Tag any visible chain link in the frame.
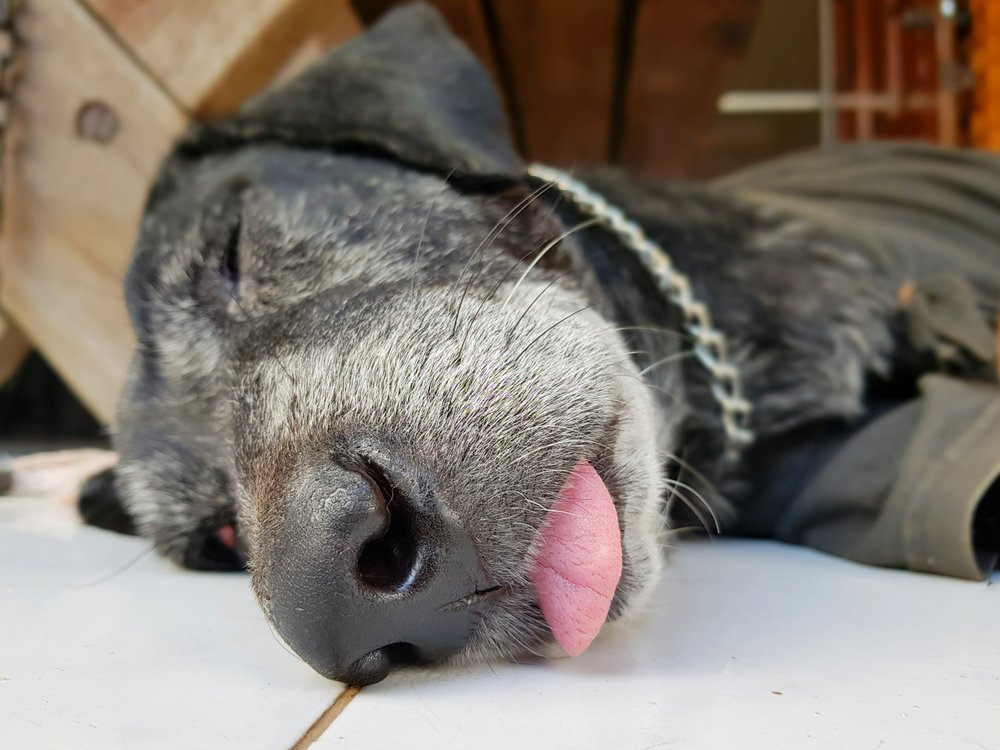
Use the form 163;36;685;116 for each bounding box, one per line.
528;163;755;458
0;0;19;236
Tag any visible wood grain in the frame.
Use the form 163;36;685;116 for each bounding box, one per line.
0;312;30;386
620;0;761;178
489;0;619;166
84;0;362;116
0;0;187;421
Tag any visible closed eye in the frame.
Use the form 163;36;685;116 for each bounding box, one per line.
219;209;241;295
205;180;248;305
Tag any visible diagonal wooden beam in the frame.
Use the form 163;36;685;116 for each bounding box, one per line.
83;0;362;117
0;0;187;422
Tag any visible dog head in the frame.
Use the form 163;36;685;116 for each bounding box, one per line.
122;3;672;683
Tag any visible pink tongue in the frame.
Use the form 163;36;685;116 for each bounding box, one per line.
530;459;623;656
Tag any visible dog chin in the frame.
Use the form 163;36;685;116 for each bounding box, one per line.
608;339;672;614
465;359;668;663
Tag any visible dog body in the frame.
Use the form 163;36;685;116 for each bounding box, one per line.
85;5;1000;683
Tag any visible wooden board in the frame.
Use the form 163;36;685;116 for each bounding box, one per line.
84;0;362;117
0;312;30;386
0;0;188;422
489;0;619;166
620;0;761;178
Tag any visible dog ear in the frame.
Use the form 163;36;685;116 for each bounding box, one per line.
151;3;522;204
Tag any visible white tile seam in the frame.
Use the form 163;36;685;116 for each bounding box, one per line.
289;684;363;750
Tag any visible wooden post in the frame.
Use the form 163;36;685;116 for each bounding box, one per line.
0;0;187;422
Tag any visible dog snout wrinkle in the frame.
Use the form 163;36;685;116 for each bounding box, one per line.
266;456;488;685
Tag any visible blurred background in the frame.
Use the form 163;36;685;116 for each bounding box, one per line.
1;0;999;443
354;0;999;178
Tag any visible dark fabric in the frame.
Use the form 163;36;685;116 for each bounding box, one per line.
774;376;1000;580
719;145;1000;579
716;143;1000;302
904;274;997;372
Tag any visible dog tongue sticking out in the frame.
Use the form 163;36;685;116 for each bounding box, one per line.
530;459;623;656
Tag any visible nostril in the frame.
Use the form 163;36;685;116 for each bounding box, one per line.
357;504;421;591
353;458;422;592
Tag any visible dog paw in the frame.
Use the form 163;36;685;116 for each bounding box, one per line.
181;522;246;572
78;467;138;536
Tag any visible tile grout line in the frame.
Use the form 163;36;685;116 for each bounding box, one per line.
288;685;362;750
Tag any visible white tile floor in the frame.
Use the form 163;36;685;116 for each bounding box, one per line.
3;493;998;749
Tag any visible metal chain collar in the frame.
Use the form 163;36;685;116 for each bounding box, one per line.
527;163;755;458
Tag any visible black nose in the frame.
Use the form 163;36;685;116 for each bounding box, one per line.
264;456;489;685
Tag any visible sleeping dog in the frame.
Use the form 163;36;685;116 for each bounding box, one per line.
80;4;1000;684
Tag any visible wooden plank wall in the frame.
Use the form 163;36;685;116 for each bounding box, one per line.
489;0;619;166
619;1;762;178
354;0;761;177
83;0;361;116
